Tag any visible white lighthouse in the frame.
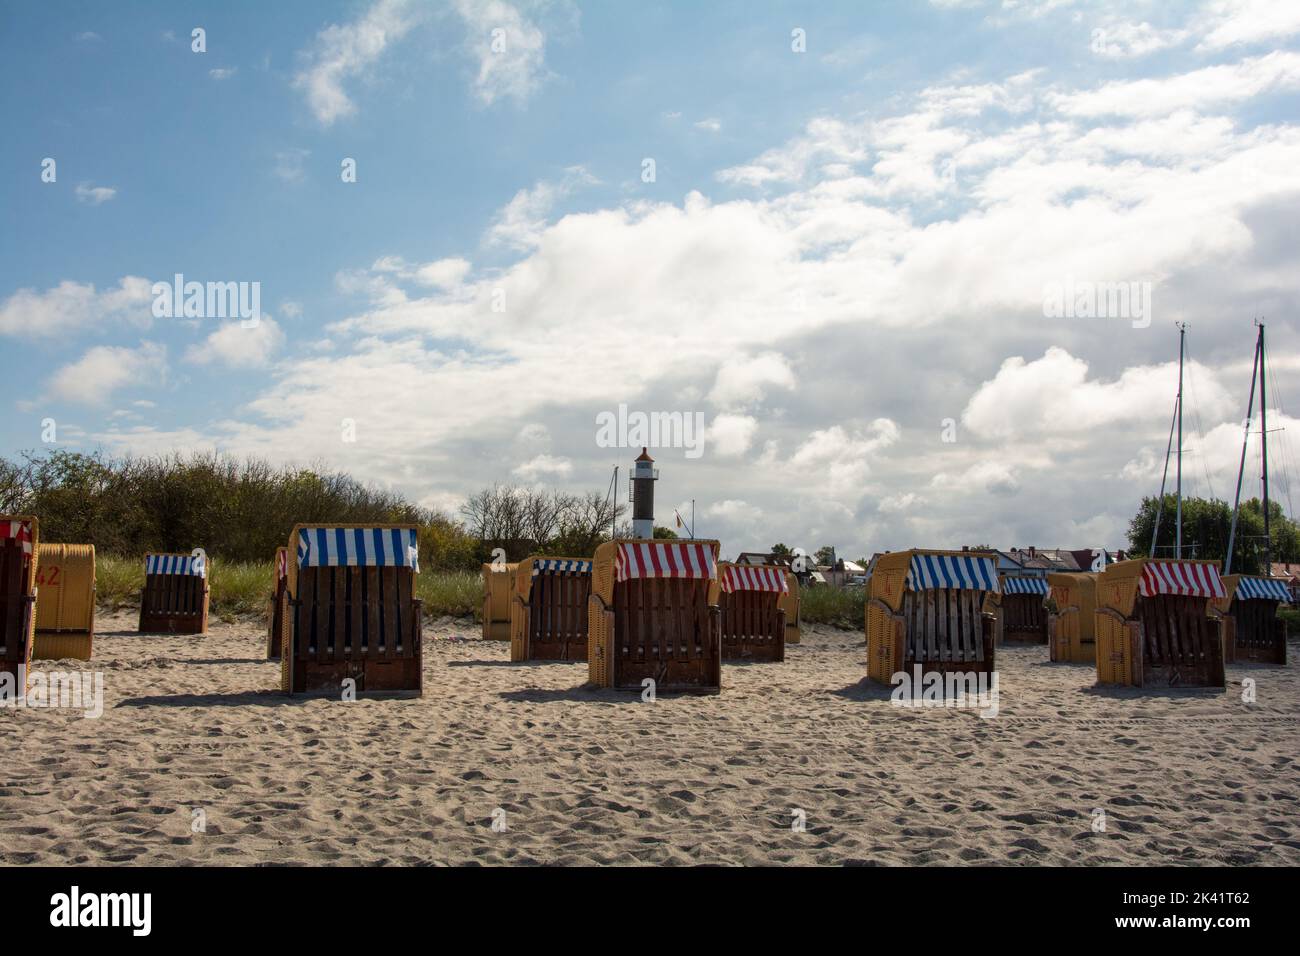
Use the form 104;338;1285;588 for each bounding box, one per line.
631;447;658;539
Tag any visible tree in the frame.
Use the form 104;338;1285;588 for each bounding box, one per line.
769;543;792;560
653;526;679;539
814;545;836;566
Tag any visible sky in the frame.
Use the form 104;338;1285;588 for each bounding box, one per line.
2;0;1299;562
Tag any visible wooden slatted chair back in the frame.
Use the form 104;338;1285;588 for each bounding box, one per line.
866;549;997;683
481;562;517;641
510;557;591;661
283;525;422;696
714;562;785;662
0;516;38;683
138;552;209;634
1094;559;1225;687
587;539;721;692
1217;575;1287;665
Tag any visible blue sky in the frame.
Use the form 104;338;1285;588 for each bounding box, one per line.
3;0;1299;559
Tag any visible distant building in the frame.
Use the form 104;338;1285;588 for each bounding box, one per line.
1268;563;1300;604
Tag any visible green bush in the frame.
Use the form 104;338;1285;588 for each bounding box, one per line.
416;570;483;620
798;585;865;630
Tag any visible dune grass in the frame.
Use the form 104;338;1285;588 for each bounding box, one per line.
94;555;484;622
1280;607;1299;637
96;554;275;620
798;584;865;630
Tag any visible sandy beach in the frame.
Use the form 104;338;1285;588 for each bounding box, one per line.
2;610;1297;866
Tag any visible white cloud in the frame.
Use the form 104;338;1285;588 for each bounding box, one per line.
706;414;759;458
292;0;418;126
185;318;285;369
209;67;237;80
694;118;722;133
48;342;166;406
453;0;550;107
1052;51;1300;117
0;276;152;338
485;167;597;250
74;183;117;205
513;453;573;480
1197;0;1300;51
708;353;796;409
961;348;1235;440
1091;21;1190;59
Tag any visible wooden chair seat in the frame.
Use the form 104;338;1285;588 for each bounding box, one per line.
511;563;590;662
288;564;422;694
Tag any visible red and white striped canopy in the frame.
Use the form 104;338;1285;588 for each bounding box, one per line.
720;565;788;594
2;520;33;555
1138;561;1225;599
614;541;717;583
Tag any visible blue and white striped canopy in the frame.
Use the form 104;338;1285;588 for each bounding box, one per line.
296;527;419;571
1235;577;1292;602
532;559;592;576
145;553;206;578
906;553;999;592
1001;576;1049;595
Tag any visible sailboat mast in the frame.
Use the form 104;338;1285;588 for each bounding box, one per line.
1175;323;1186;559
1260;321;1271;575
1225;325;1262;575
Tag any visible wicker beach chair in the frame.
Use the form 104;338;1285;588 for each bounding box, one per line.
509;556;592;662
588;539;721;692
139;552;209;634
33;543;95;660
0;516;38;687
282;524;422;696
1214;575;1288;665
866;549;998;684
1046;572;1098;663
1095;559;1225;688
711;562;786;662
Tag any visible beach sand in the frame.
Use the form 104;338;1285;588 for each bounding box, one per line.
2;610;1298;866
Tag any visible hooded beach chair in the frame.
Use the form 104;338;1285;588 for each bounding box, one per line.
139;552;209;634
1;516;38;687
510;556;591;662
481;561;518;641
33;543;95;661
588;539;721;692
711;562;786;662
1046;572;1098;663
282;524;422;696
1095;559;1225;688
866;549;998;685
266;546;289;660
778;571;802;645
1214;575;1289;665
987;575;1049;645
